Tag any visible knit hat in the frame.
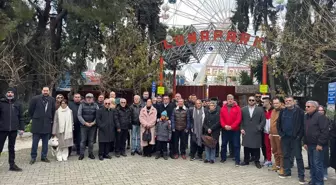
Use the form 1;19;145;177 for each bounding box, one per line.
6;87;16;100
161;111;167;117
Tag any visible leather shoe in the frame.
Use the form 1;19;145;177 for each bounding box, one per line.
9;164;22;172
41;158;50;163
255;162;262;169
104;155;112;159
99;156;104;161
78;155;84;160
88;154;95;159
29;159;36;165
240;161;249;166
121;153;127;157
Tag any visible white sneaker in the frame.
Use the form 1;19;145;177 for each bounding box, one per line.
323;177;327;181
56;157;62;162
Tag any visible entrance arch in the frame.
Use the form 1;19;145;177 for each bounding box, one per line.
157;22;268;96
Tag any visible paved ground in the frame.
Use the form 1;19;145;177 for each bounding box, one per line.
0;137;336;185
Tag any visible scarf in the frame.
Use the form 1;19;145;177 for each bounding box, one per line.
57;106;73;140
193;107;205;146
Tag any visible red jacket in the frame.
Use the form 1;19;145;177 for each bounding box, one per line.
220;102;242;131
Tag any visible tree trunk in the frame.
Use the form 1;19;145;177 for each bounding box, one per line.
173;66;177;97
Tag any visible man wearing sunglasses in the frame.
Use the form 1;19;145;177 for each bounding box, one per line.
115;98;132;157
240;96;266;169
303;101;329;185
277;96;305;184
96;99;120;160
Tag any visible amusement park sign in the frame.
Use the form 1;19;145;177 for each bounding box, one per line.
163;30;264;50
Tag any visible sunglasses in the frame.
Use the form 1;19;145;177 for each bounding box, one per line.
120;102;126;104
249;99;255;102
255;96;261;98
57;97;64;99
305;106;311;108
105;103;111;105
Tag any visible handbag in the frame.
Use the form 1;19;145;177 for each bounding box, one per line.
142;129;152;142
201;135;217;149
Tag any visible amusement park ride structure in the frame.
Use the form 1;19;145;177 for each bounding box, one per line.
159;0;265;89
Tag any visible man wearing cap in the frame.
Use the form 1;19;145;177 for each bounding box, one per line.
78;93;99;160
0;88;25;171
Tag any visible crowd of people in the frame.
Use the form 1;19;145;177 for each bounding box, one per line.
0;87;336;185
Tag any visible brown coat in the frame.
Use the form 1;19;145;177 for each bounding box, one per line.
270;108;283;135
139;106;157;147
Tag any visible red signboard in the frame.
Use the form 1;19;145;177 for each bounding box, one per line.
163;30;264;50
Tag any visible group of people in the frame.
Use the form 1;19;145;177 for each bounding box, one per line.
0;87;336;185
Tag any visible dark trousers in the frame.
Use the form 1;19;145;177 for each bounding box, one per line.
156;141;168;154
228;141;233;156
221;130;241;163
115;129;128;154
261;132;266;160
308;145;325;185
73;124;81;154
169;132;175;156
143;145;152;156
281;136;305;178
80;126;97;155
127;130;130;147
0;131;17;166
31;133;49;160
243;147;260;163
173;130;187;155
190;139;203;158
99;142;111;157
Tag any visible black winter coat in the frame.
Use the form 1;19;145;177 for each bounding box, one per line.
96;108;120;142
157;103;174;120
203;109;221;141
116;106;132;129
0;98;24;131
130;103;142;125
304;111;329;146
28;95;56;134
68;101;81;127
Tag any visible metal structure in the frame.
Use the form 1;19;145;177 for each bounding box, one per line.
161;0;235;26
158;0;268;96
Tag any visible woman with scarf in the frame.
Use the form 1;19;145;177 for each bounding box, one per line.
139;99;157;157
52;99;74;161
190;99;205;161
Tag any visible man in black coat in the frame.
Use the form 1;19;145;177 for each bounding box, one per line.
115;98;132;157
28;87;56;164
68;93;82;155
96;99;120;160
303;101;329;185
130;95;143;156
0;88;25;171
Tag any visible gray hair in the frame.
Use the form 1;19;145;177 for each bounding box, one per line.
306;100;319;108
134;95;140;99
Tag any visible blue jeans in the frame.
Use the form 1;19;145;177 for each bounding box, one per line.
205;146;216;161
221;130;241;163
308;145;325;185
131;125;141;152
281;136;305;178
31;133;49;160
